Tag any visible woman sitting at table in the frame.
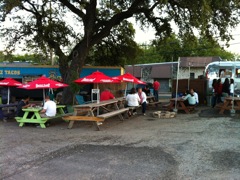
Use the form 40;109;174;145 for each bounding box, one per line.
125;88;140;116
182;89;196;106
16;95;31;117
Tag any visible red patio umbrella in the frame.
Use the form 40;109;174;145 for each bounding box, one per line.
74;71;120;104
112;73;146;96
0;78;22;104
74;71;120;89
112;73;146;84
18;76;68;100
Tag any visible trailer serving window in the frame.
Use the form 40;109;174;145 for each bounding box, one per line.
236;69;240;78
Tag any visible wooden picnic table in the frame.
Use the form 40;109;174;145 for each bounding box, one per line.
146;95;161;107
219;97;240;114
15;105;66;128
147;95;155;102
65;99;128;130
73;99;121;116
167;98;191;114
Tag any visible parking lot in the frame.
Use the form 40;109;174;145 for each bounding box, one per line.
1;107;240;179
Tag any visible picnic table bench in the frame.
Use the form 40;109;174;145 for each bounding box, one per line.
147;101;161;107
63;108;129;130
62;99;129;130
217;97;240;114
146;96;161;107
164;98;196;114
15;105;66;128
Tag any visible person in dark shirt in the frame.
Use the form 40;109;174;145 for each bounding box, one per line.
216;79;223;103
1;87;8;104
16;95;31;117
142;86;150;96
222;78;230;95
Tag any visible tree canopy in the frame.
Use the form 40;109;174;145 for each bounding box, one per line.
1;0;240;104
150;33;235;62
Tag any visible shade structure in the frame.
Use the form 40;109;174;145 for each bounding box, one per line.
18;76;68;100
0;78;22;104
113;73;146;96
112;73;146;84
74;71;120;105
74;71;120;86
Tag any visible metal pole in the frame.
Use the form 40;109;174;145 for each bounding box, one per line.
173;57;180;112
188;65;190;90
188;62;191;90
231;60;236;116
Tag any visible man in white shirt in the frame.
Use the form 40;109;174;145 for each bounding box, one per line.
190;89;199;105
138;88;147;115
40;95;57;117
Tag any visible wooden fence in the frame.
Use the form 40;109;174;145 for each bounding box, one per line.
172;79;207;105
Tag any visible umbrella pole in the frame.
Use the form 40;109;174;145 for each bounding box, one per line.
43;89;46;105
7;87;10;113
7;87;10;104
124;84;127;97
97;83;99;115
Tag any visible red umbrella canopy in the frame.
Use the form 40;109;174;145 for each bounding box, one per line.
0;78;22;86
18;76;68;89
113;73;146;84
74;71;120;84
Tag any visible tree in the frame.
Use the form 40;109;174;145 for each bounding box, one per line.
134;44;165;64
87;20;140;66
1;0;240;104
152;34;182;62
150;33;235;61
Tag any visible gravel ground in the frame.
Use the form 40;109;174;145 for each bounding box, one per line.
1;106;240;179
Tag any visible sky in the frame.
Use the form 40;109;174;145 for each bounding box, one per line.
1;21;240;56
134;25;240;55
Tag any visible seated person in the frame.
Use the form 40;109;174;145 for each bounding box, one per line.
142;86;150;96
125;88;140;116
40;96;56;117
182;90;196;106
16;95;31;117
190;88;199;105
100;88;115;101
1;87;8;104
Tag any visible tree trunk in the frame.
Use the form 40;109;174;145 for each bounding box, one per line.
60;39;91;105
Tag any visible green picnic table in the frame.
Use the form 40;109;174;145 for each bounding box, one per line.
15;105;66;128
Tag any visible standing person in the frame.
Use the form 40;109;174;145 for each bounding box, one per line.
211;79;217;108
16;95;31;117
222;78;230;96
125;88;140;116
153;79;160;102
138;87;147;116
216;79;223;103
100;88;115;101
230;78;234;96
40;95;56;117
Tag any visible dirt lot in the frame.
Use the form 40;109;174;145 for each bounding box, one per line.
1;106;240;179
